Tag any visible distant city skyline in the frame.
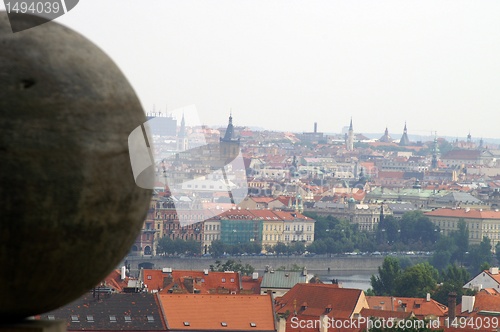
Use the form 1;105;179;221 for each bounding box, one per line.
3;1;500;138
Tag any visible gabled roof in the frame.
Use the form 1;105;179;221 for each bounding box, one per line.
463;269;500;289
40;292;166;330
457;290;500;316
142;269;250;295
103;269;130;293
275;284;364;319
159;294;275;331
367;296;448;319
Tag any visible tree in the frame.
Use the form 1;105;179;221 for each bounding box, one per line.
289;241;306;255
432;264;471;305
209;259;255;276
395;262;439;298
371;257;402;296
467;237;492;273
209;240;226;258
399;211;440;248
453;219;469;264
273;242;288;256
157;236;175;255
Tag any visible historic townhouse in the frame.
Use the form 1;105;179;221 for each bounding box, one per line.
425;208;500;246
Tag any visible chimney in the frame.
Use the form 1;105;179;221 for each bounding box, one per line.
121;266;126;280
426;293;431;302
277;316;287;332
319;315;328;332
314;122;318;133
461;295;475;313
448;292;457;322
489;267;499;275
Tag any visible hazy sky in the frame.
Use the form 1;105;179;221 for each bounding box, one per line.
3;1;500;139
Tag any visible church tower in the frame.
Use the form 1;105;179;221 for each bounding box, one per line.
176;113;188;151
431;134;440;170
399;122;410;146
347;118;354;151
220;113;240;162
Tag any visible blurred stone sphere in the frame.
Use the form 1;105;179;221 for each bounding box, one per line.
0;12;152;319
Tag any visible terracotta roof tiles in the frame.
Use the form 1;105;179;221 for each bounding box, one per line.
159;294;275;331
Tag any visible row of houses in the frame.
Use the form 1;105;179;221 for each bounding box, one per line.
133;195;315;256
38;265;500;332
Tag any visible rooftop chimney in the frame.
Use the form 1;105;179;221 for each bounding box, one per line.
461;295;475;313
314;122;317;133
490;267;499;275
448;292;457;322
121;265;126;280
426;293;431;302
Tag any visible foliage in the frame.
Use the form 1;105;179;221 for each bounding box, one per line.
371;257;402;296
157;237;200;256
209;259;255;276
276;264;304;271
395;262;439;298
466;236;492;273
432;264;471;305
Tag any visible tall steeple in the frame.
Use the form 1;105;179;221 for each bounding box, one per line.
177;113;188;151
220;112;240;162
431;134;439;170
347;117;354;151
221;111;237;142
399;122;410;146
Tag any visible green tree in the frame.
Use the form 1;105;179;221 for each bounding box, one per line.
289;241;306;255
273;242;288;256
157;236;175;255
209;259;255;276
371;257;402;296
467;237;492;273
399;211;440;247
433;264;471;305
453;219;469;264
209;240;226;258
395;262;439;298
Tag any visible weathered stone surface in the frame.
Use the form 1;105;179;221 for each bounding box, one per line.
0;12;152;320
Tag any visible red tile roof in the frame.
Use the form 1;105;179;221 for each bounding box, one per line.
275;284;365;319
425;208;500;220
103;269;130;293
457;290;500;316
367;296;448;319
159;293;275;331
142;269;258;295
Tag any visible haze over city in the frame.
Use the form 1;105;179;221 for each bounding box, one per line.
2;0;500;138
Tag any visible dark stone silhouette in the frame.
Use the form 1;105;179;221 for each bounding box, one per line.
0;12;151;320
